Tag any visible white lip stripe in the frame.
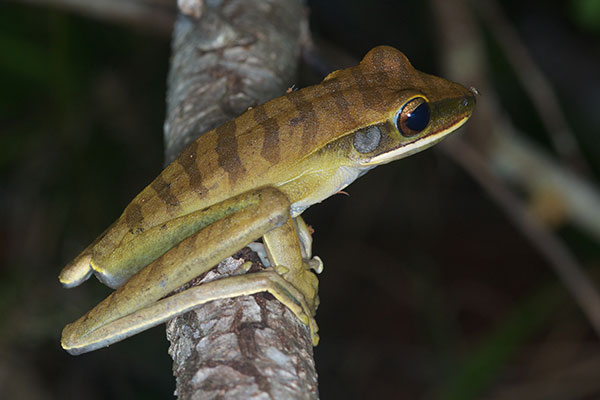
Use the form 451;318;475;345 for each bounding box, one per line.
364;116;470;165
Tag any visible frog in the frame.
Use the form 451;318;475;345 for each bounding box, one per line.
59;46;476;355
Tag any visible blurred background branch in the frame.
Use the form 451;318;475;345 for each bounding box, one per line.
431;0;600;337
8;0;176;34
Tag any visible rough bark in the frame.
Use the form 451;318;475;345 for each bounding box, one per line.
163;1;319;398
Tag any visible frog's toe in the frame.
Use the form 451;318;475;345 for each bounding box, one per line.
307;256;323;274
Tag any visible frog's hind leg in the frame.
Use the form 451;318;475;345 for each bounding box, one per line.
61;187;317;355
58;222;117;288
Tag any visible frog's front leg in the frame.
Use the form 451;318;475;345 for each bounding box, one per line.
294;216;324;274
249;215;324;275
263;218;320;314
62;187;319;355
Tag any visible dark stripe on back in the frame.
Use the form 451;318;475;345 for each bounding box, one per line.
288;90;319;149
151;175;180;210
350;68;384;110
216;119;246;185
326;79;357;130
253;106;281;164
124;203;143;233
176;140;207;197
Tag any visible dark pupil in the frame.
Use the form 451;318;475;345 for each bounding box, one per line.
405;102;430;132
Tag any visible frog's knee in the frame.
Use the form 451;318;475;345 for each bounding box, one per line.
59;253;93;288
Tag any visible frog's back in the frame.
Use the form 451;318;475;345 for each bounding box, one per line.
95;46;412;260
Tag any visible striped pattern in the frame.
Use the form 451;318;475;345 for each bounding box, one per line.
288;90;319;150
325;78;358;131
177;140;208;197
216;119;247;186
150;175;179;209
98;46;430;254
254;106;281;164
350;68;385;111
124;203;143;234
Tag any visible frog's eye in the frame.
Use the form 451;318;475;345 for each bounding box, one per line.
395;97;430;137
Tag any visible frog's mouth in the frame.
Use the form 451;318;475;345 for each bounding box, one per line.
362;114;470;166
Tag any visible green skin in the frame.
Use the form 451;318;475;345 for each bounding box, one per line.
59;46;476;355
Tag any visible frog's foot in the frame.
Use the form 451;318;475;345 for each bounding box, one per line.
274;264;320;315
257;270;320;345
175;269;320;346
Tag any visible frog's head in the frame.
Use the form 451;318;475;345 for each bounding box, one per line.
344;46;476;167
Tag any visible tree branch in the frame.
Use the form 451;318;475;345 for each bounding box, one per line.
162;1;318;398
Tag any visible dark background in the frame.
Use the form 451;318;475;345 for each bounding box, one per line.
1;0;599;398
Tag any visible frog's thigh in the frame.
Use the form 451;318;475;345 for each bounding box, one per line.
94;186;292;289
62;187;292;355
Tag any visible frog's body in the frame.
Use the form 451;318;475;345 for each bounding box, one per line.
59;46;476;355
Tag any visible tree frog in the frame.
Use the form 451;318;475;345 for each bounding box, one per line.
59;46;476;355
